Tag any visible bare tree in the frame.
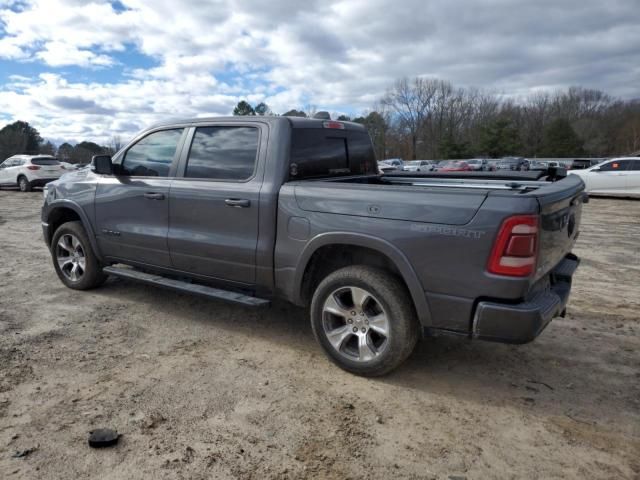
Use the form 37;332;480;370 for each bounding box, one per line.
382;77;439;159
376;78;637;159
520;91;551;156
303;104;318;119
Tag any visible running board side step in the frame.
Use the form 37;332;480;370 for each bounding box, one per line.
103;266;270;307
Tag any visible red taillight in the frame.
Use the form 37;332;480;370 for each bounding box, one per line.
323;121;345;130
487;215;539;277
27;165;40;170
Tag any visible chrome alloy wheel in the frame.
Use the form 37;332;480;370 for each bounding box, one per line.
56;233;86;282
322;286;390;362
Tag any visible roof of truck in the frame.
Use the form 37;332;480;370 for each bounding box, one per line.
148;115;366;131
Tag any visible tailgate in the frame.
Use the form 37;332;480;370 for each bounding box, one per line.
529;175;585;280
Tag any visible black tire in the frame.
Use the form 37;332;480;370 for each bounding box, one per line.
51;221;107;290
310;265;419;376
18;176;32;192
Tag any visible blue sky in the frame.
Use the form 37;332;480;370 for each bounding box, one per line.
0;0;638;145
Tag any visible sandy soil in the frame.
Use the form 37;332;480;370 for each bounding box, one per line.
0;190;638;479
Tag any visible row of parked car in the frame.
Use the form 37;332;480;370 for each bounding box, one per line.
0;155;87;191
378;157;612;174
379;156;564;173
378;156;640;197
0;153;638;198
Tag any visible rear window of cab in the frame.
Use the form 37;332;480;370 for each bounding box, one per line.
289;128;377;180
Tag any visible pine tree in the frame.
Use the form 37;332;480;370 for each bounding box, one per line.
233;101;256;116
541;118;584;157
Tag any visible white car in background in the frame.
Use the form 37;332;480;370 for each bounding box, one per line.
465;158;490;171
0;155;67;192
569;157;640;197
403;160;434;172
380;158;404;169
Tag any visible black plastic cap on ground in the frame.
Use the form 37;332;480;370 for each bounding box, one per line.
88;429;120;448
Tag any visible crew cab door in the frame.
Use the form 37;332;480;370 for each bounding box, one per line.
94;127;186;267
168;124;264;285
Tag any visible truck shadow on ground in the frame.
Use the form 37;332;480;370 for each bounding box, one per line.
96;277;637;432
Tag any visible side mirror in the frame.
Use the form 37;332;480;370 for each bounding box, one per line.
591;167;601;172
92;155;113;175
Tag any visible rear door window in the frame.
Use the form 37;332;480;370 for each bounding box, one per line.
185;126;259;181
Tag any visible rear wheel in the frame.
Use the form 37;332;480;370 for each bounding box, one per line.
18;176;31;192
310;266;419;376
51;221;106;290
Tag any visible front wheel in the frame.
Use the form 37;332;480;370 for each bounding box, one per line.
310;266;419;376
51;221;107;290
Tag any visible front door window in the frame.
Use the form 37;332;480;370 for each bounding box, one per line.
120;129;184;177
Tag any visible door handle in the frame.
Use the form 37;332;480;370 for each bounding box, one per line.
143;192;165;200
225;198;251;208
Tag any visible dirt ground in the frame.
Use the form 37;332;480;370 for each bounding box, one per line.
0;190;638;480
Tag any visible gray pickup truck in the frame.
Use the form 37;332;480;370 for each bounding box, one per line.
41;116;584;375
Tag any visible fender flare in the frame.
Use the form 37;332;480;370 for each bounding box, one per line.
293;232;432;327
44;200;104;262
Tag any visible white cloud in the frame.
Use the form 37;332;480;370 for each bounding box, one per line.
35;41;115;67
0;0;638;144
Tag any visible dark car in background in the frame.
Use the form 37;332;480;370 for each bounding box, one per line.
570;158;604;170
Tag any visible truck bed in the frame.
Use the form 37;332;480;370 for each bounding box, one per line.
290;172;585;283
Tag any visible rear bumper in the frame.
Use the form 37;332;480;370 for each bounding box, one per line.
472;254;579;344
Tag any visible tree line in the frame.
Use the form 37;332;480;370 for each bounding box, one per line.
2;78;638;163
233;79;640;160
